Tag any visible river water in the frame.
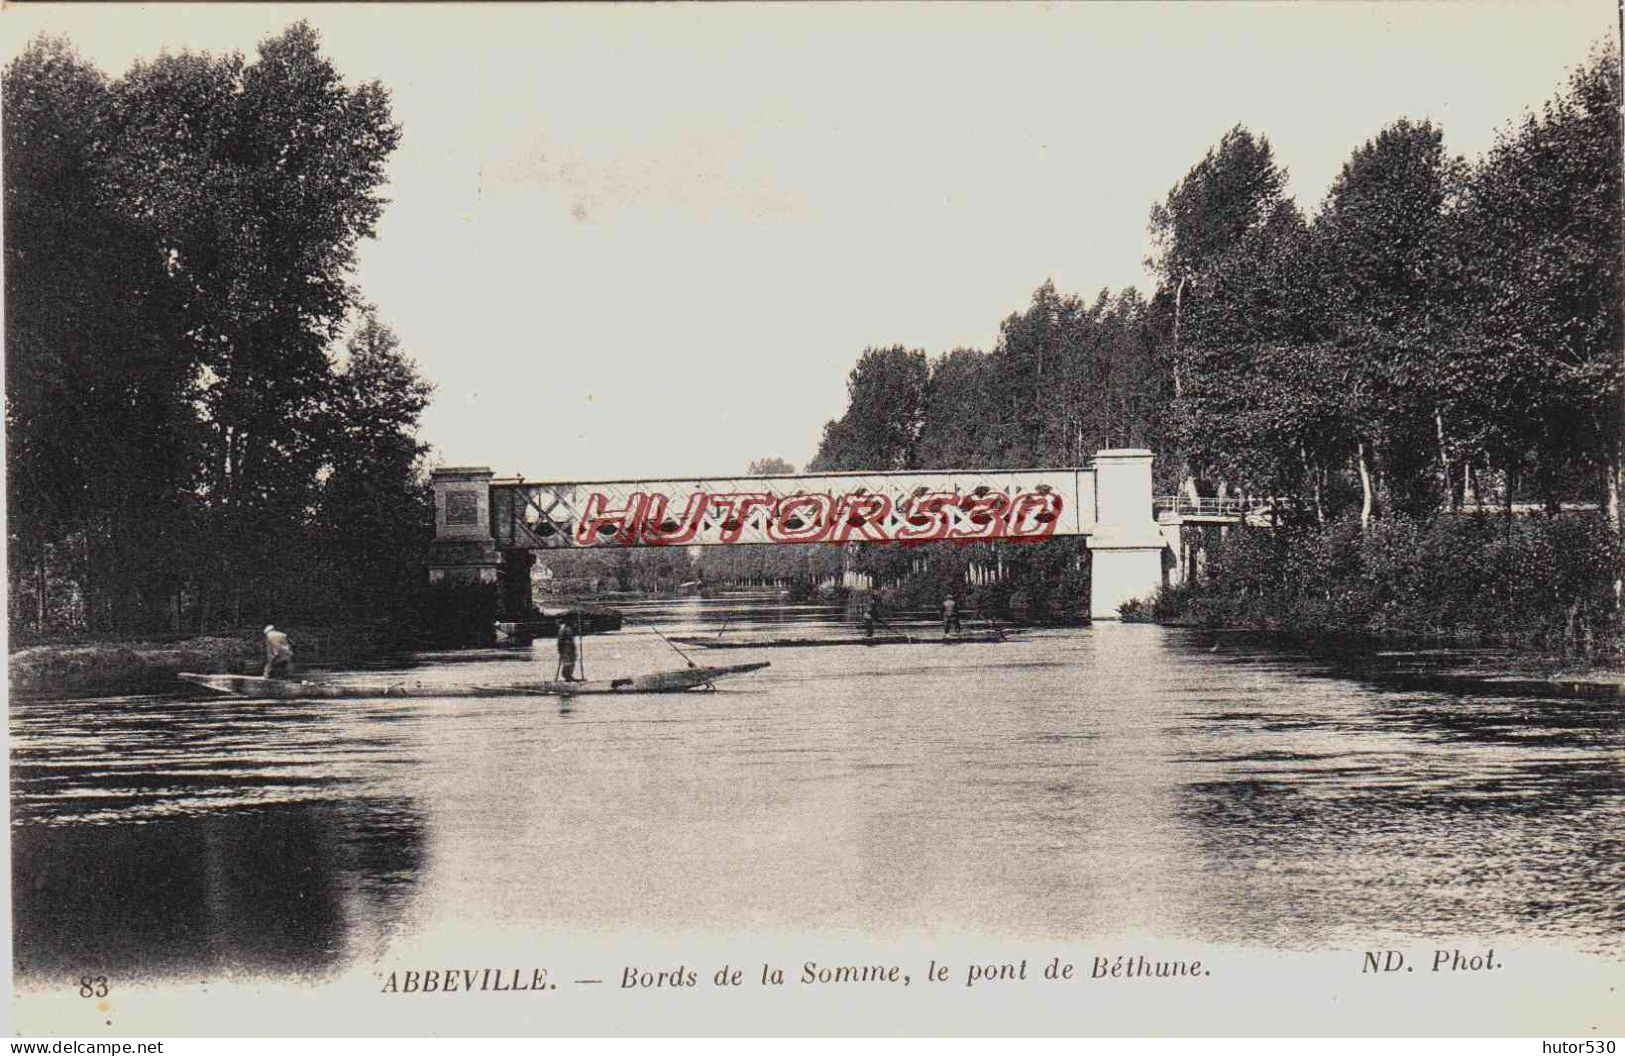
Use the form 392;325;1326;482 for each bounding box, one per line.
11;597;1623;983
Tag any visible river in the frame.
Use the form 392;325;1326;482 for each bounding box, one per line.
11;596;1623;984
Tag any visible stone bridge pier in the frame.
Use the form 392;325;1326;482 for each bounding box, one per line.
426;466;502;586
1085;450;1167;620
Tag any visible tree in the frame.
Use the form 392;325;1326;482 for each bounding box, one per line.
315;310;435;617
977;283;1168;469
747;457;796;476
1147;127;1301;503
1454;46;1622;523
5;23;408;634
809;346;929;471
4;37;197;633
99;21;401;622
916;348;1002;469
1148;126;1291;375
1314;118;1462;522
990;280;1089;466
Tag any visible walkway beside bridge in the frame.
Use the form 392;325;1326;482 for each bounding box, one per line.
1154;496;1602;525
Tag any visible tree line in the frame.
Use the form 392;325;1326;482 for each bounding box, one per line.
6;25;433;640
814;44;1619;523
802;44;1620;630
1151;46;1619;526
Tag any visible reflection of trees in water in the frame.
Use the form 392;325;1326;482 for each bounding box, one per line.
1171;700;1625;950
1364;695;1625;754
13;798;426;983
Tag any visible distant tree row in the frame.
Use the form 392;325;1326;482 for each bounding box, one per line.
690;459;845;592
809;285;1163;477
5;25;433;638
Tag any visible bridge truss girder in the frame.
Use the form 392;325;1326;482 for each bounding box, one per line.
487;468;1097;550
428;450;1165;622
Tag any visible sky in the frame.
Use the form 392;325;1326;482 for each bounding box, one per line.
5;2;1617;480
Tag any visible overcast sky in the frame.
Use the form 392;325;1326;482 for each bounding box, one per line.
6;2;1616;480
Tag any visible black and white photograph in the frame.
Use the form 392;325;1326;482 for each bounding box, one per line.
4;1;1622;1040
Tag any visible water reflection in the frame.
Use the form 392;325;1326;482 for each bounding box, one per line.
13;799;425;981
1166;634;1624;951
10;599;1623;984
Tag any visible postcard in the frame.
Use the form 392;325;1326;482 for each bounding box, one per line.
6;1;1621;1039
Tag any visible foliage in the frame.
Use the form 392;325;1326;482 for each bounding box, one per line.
1451;45;1622;518
5;25;426;637
1151;50;1621;526
747;456;796;476
316;310;436;617
1153;513;1621;654
1117;597;1153;623
4;37;197;633
809;346;929;471
792;44;1620;634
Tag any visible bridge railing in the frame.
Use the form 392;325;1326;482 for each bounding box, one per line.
1155;496;1602;523
1150;497;1274;523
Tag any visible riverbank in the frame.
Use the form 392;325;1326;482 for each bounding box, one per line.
7;624;404;700
1142;512;1623;667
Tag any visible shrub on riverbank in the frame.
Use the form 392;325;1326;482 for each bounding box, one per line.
8;622;412;699
1117;597;1154;622
8;637;256;699
1155;512;1622;656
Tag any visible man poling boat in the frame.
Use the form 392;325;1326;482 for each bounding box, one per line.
861;599;916;643
556;617;580;682
263;624;294;678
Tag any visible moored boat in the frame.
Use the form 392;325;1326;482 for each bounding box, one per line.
177;661;769;699
669;633;1015;649
495;606;624;643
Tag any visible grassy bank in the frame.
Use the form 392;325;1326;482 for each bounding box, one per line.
1133;512;1623;661
8;623;406;699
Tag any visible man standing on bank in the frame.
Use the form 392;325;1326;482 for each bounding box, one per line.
556;617;580;682
263;624;294;679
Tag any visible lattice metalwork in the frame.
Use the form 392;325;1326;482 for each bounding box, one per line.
490;468;1095;549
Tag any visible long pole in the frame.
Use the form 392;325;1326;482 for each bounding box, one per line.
871;608;915;643
626;613;700;668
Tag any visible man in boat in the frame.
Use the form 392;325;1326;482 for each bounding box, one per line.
863;598;880;638
263;624;294;678
942;596;961;638
556;617;580;682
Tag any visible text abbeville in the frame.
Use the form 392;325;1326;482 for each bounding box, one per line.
571;489;1064;546
379;968;551;993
